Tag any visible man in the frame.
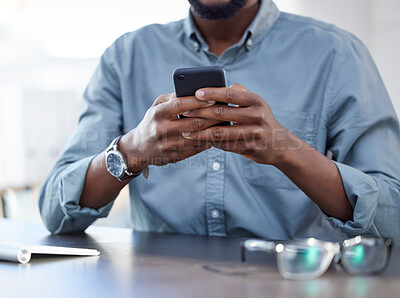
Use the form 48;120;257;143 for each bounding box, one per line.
39;0;400;242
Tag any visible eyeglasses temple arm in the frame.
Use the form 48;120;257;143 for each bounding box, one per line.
240;240;276;262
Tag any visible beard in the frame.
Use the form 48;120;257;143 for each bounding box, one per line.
188;0;249;20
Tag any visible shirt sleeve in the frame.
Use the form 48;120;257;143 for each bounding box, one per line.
38;43;124;234
324;36;400;242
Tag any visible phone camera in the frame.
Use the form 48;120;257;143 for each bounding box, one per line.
178;75;185;80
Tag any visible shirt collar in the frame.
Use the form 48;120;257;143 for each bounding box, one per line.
183;0;280;52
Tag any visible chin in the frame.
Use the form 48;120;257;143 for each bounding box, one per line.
198;0;232;4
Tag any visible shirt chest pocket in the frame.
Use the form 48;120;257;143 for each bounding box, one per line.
243;110;317;189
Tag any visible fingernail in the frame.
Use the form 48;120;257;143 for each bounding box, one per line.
181;132;192;138
182;110;190;116
196;90;205;98
207;100;215;105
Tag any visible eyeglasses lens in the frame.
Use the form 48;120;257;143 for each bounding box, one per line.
278;245;329;279
342;240;389;274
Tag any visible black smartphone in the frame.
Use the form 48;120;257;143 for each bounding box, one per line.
173;66;231;125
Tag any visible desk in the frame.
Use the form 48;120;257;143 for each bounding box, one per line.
0;219;399;298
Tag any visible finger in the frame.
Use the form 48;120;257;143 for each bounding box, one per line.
153;93;175;106
158;96;216;119
158;136;210;152
195;86;260;107
182;105;261;125
169;117;223;133
181;126;262;142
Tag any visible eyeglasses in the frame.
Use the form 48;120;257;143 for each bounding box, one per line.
240;236;392;280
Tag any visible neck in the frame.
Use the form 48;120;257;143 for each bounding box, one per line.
191;0;260;57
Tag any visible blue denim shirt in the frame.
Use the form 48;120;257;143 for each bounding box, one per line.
39;0;400;242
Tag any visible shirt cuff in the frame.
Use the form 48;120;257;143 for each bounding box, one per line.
323;162;381;237
56;155;114;233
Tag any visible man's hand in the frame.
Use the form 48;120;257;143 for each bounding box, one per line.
80;93;219;209
180;84;295;166
180;84;353;221
119;93;221;172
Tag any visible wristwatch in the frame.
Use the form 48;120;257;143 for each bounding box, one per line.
105;136;149;181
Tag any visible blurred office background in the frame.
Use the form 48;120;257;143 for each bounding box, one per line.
0;0;399;226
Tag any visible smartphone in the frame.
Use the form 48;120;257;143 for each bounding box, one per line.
173;66;231;125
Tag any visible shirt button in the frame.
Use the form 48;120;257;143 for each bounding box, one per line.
211;209;220;218
193;41;199;50
246;39;253;48
212;161;221;171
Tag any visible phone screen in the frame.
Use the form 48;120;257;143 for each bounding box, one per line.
173;66;231;125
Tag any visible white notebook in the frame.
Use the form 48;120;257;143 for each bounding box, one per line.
0;242;100;264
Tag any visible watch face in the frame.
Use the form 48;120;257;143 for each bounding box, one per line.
106;152;124;178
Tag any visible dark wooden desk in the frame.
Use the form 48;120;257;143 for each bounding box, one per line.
1;219;399;298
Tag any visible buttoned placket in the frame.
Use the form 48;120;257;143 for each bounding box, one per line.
205;148;226;236
188;33;251;237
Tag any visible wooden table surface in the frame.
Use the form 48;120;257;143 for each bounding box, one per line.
1;219;400;298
